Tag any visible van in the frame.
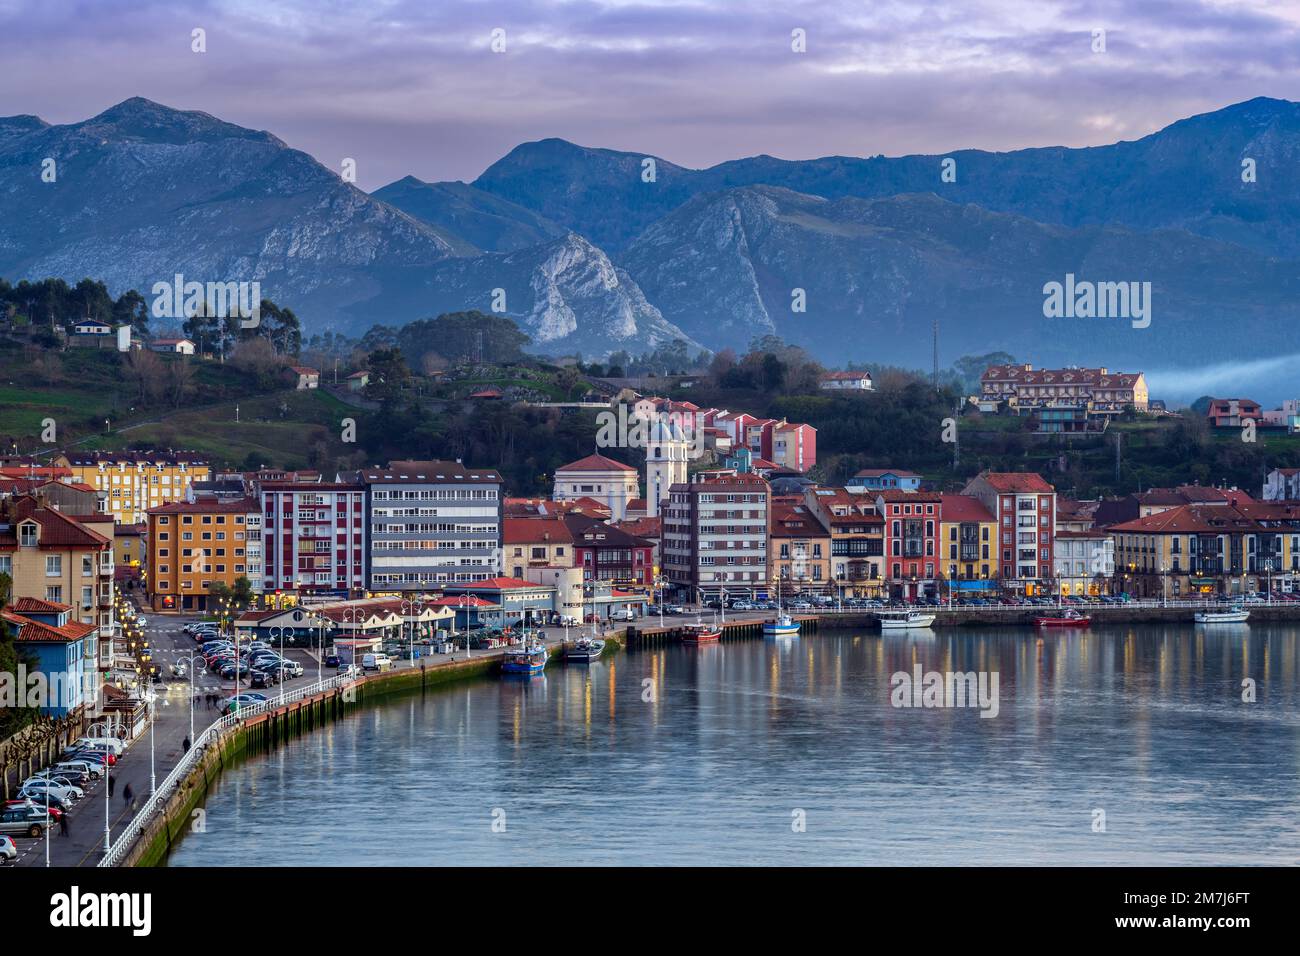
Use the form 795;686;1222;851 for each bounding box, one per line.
361;653;392;672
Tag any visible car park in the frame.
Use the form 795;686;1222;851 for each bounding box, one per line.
73;735;124;756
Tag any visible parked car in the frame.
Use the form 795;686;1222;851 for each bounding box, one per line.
324;654;343;668
23;777;82;800
0;834;16;861
73;735;124;756
0;807;47;838
220;693;267;716
136;615;149;627
53;759;103;780
249;670;276;689
63;748;114;768
361;653;393;672
4;798;63;823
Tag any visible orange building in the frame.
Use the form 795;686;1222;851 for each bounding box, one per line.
146;499;261;611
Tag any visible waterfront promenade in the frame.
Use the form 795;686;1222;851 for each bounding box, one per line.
16;597;1300;867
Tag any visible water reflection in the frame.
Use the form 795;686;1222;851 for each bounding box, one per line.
168;623;1300;867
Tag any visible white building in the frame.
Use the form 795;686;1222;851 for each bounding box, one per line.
646;419;691;519
553;453;640;521
1053;530;1113;596
820;370;873;391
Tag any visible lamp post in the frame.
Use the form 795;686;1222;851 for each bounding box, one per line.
86;719;114;859
179;653;204;743
268;625;288;702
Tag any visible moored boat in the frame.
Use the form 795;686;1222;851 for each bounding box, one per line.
879;610;936;630
762;614;800;637
501;640;549;676
564;637;606;663
1035;608;1091;627
681;622;722;644
1194;605;1250;624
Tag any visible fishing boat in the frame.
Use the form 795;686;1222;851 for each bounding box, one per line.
501;639;549;676
1035;608;1091;627
878;609;936;630
564;636;606;663
1194;605;1250;624
681;620;722;644
762;613;800;637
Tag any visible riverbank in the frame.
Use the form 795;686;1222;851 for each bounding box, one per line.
116;636;620;866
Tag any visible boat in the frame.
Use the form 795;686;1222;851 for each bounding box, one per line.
762;614;800;637
681;621;722;644
1194;605;1250;624
878;610;936;630
564;637;606;663
501;639;549;676
1035;608;1091;627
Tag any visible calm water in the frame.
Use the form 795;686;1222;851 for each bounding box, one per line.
167;625;1300;866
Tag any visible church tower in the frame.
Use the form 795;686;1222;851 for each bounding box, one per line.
646;419;690;518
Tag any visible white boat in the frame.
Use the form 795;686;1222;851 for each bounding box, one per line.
879;610;936;629
1194;606;1250;624
763;614;800;637
564;637;605;663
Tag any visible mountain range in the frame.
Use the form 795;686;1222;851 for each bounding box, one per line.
2;95;1299;369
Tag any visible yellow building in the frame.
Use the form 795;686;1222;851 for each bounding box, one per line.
769;496;832;592
147;499;260;612
58;451;211;525
0;496;114;632
938;494;997;586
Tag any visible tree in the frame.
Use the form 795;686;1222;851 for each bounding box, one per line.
395;310;530;368
365;348;412;402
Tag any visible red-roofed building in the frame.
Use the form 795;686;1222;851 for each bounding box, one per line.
938;494;996;588
873;490;943;599
503;516;574;575
441;577;556;626
962;472;1057;591
553;453;640;521
563;514;656;587
0;601;98;715
662;473;771;597
769;497;831;590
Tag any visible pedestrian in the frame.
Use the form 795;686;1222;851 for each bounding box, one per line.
122;782;133;804
108;775;115;798
183;736;191;754
59;812;69;837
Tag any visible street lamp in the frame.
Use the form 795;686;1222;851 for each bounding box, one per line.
86;719;115;859
400;598;424;667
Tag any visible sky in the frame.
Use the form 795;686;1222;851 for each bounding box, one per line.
1;0;1299;190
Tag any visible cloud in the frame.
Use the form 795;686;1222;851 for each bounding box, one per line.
0;0;1297;188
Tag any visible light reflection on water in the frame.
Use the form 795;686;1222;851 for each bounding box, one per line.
166;624;1300;866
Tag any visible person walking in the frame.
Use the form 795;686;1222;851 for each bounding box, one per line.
108;774;115;798
183;736;191;754
59;811;69;838
122;782;134;804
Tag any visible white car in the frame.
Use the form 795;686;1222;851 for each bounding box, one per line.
21;778;82;801
136;615;149;626
0;834;16;861
73;735;125;756
53;760;102;781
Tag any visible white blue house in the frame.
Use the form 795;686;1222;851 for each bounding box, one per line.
846;469;923;493
0;598;97;715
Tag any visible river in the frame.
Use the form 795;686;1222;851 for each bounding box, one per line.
165;624;1300;866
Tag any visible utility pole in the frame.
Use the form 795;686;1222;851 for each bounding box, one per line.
932;318;939;391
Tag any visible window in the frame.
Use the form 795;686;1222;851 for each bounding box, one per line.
19;523;37;547
46;555;62;576
46;586;63;602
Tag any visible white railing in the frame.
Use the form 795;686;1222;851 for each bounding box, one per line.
97;673;353;867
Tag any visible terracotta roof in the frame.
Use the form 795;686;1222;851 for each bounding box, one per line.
556;453;637;473
612;516;662;538
148;498;258;515
427;595;498;608
770;501;829;538
978;472;1055;494
0;497;111;550
1108;504;1266;534
563;515;654;548
874;489;942;502
1;609;96;643
10;597;73;614
937;494;994;523
503;516;574;545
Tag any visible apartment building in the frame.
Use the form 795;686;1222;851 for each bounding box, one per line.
962;472;1057;594
801;486;884;596
504;516;574;577
874;489;942;600
662;473;770;598
1108;501;1300;598
564;513;656;587
980;365;1148;415
146;499;261;611
769;496;831;591
0;496;115;646
260;481;367;597
938;494;997;589
59;450;211;524
1054;530;1114;596
355;460;503;592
